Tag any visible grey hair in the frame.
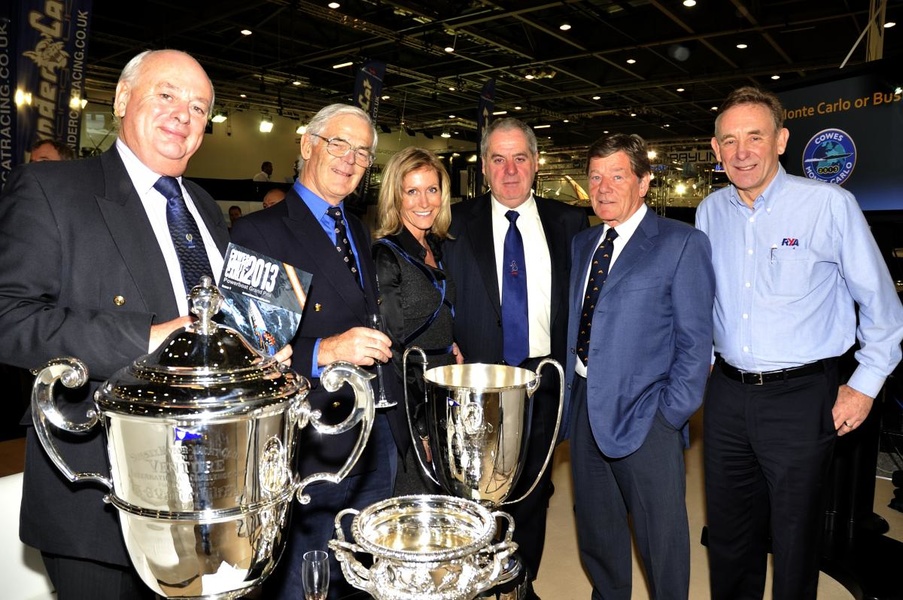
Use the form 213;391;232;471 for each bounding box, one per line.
299;104;379;170
480;117;538;159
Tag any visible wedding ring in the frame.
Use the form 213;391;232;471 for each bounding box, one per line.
843;421;851;428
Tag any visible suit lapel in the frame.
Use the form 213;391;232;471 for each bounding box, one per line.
537;198;568;330
599;209;658;299
283;196;369;325
95;150;180;318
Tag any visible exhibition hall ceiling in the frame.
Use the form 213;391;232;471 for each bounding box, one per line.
83;0;902;153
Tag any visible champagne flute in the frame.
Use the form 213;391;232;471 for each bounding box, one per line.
302;550;329;600
368;313;397;408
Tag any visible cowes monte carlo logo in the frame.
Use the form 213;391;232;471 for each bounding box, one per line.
802;128;857;186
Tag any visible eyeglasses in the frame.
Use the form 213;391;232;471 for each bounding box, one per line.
310;133;374;168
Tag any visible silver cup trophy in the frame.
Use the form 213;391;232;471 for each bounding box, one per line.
329;350;563;600
30;279;375;599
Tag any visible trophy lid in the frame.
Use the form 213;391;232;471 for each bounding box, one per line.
95;276;306;416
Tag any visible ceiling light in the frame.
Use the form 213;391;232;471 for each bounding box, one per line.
521;67;556;80
381;95;390;100
683;0;696;6
711;106;718;111
211;111;227;123
630;112;637;117
296;124;307;134
736;43;748;49
259;116;273;133
328;2;340;8
240;93;247;98
559;23;571;31
534;124;551;129
514;106;522;110
492;110;508;116
292;80;302;86
592;95;601;100
440;130;451;138
333;61;353;69
648;150;657;159
448;114;456;119
885;21;896;28
676;87;685;92
771;74;781;80
626;58;636;65
445;32;457;53
240;29;252;36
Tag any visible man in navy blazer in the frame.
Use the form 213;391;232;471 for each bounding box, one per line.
444;117;588;599
564;133;714;599
230;104;398;600
0;50;229;597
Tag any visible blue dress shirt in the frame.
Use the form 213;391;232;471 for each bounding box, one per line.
695;165;903;398
293;180;364;377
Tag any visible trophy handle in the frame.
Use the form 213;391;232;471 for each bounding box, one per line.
402;346;440;485
295;361;376;504
30;357;112;490
328;508;376;594
502;357;564;506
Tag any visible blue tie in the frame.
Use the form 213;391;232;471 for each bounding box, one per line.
502;210;529;366
154;176;213;294
576;227;618;365
327;206;361;286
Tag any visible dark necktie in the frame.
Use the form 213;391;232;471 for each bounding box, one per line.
327;206;360;284
576;227;618;365
154;176;213;294
502;210;529;366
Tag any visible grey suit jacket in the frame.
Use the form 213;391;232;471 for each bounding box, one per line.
0;149;229;565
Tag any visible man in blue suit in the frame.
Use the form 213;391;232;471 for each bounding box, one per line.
564;133;714;600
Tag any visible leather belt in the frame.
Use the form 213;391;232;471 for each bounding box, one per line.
716;357;825;386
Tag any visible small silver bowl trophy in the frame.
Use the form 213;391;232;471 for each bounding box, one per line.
329;349;564;600
30;278;376;599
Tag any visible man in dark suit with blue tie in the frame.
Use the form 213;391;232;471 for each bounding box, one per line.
564;133;714;599
230;104;398;600
0;49;230;597
444;117;588;599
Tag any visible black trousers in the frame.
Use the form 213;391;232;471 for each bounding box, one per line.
502;355;562;584
41;552;157;600
704;359;839;600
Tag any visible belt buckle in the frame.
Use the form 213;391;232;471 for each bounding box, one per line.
740;371;764;385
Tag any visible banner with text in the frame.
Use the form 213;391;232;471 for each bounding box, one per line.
475;78;495;195
352;59;386;211
1;0;92;186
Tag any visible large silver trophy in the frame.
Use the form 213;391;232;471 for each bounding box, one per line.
29;279;375;599
330;351;563;600
329;494;517;600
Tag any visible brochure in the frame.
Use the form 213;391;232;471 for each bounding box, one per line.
216;242;311;355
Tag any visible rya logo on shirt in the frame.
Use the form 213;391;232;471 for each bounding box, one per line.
781;238;800;247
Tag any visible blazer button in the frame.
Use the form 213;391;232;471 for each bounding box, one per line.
113;295;126;306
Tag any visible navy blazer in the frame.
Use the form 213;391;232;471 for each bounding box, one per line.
0;149;230;565
564;208;715;458
230;190;405;477
444;193;588;366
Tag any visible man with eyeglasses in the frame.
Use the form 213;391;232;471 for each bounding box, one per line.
231;104;398;600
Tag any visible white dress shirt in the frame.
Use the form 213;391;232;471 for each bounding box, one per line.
491;193;552;359
116;139;224;317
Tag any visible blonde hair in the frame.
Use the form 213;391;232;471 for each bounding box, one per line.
373;146;452;240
